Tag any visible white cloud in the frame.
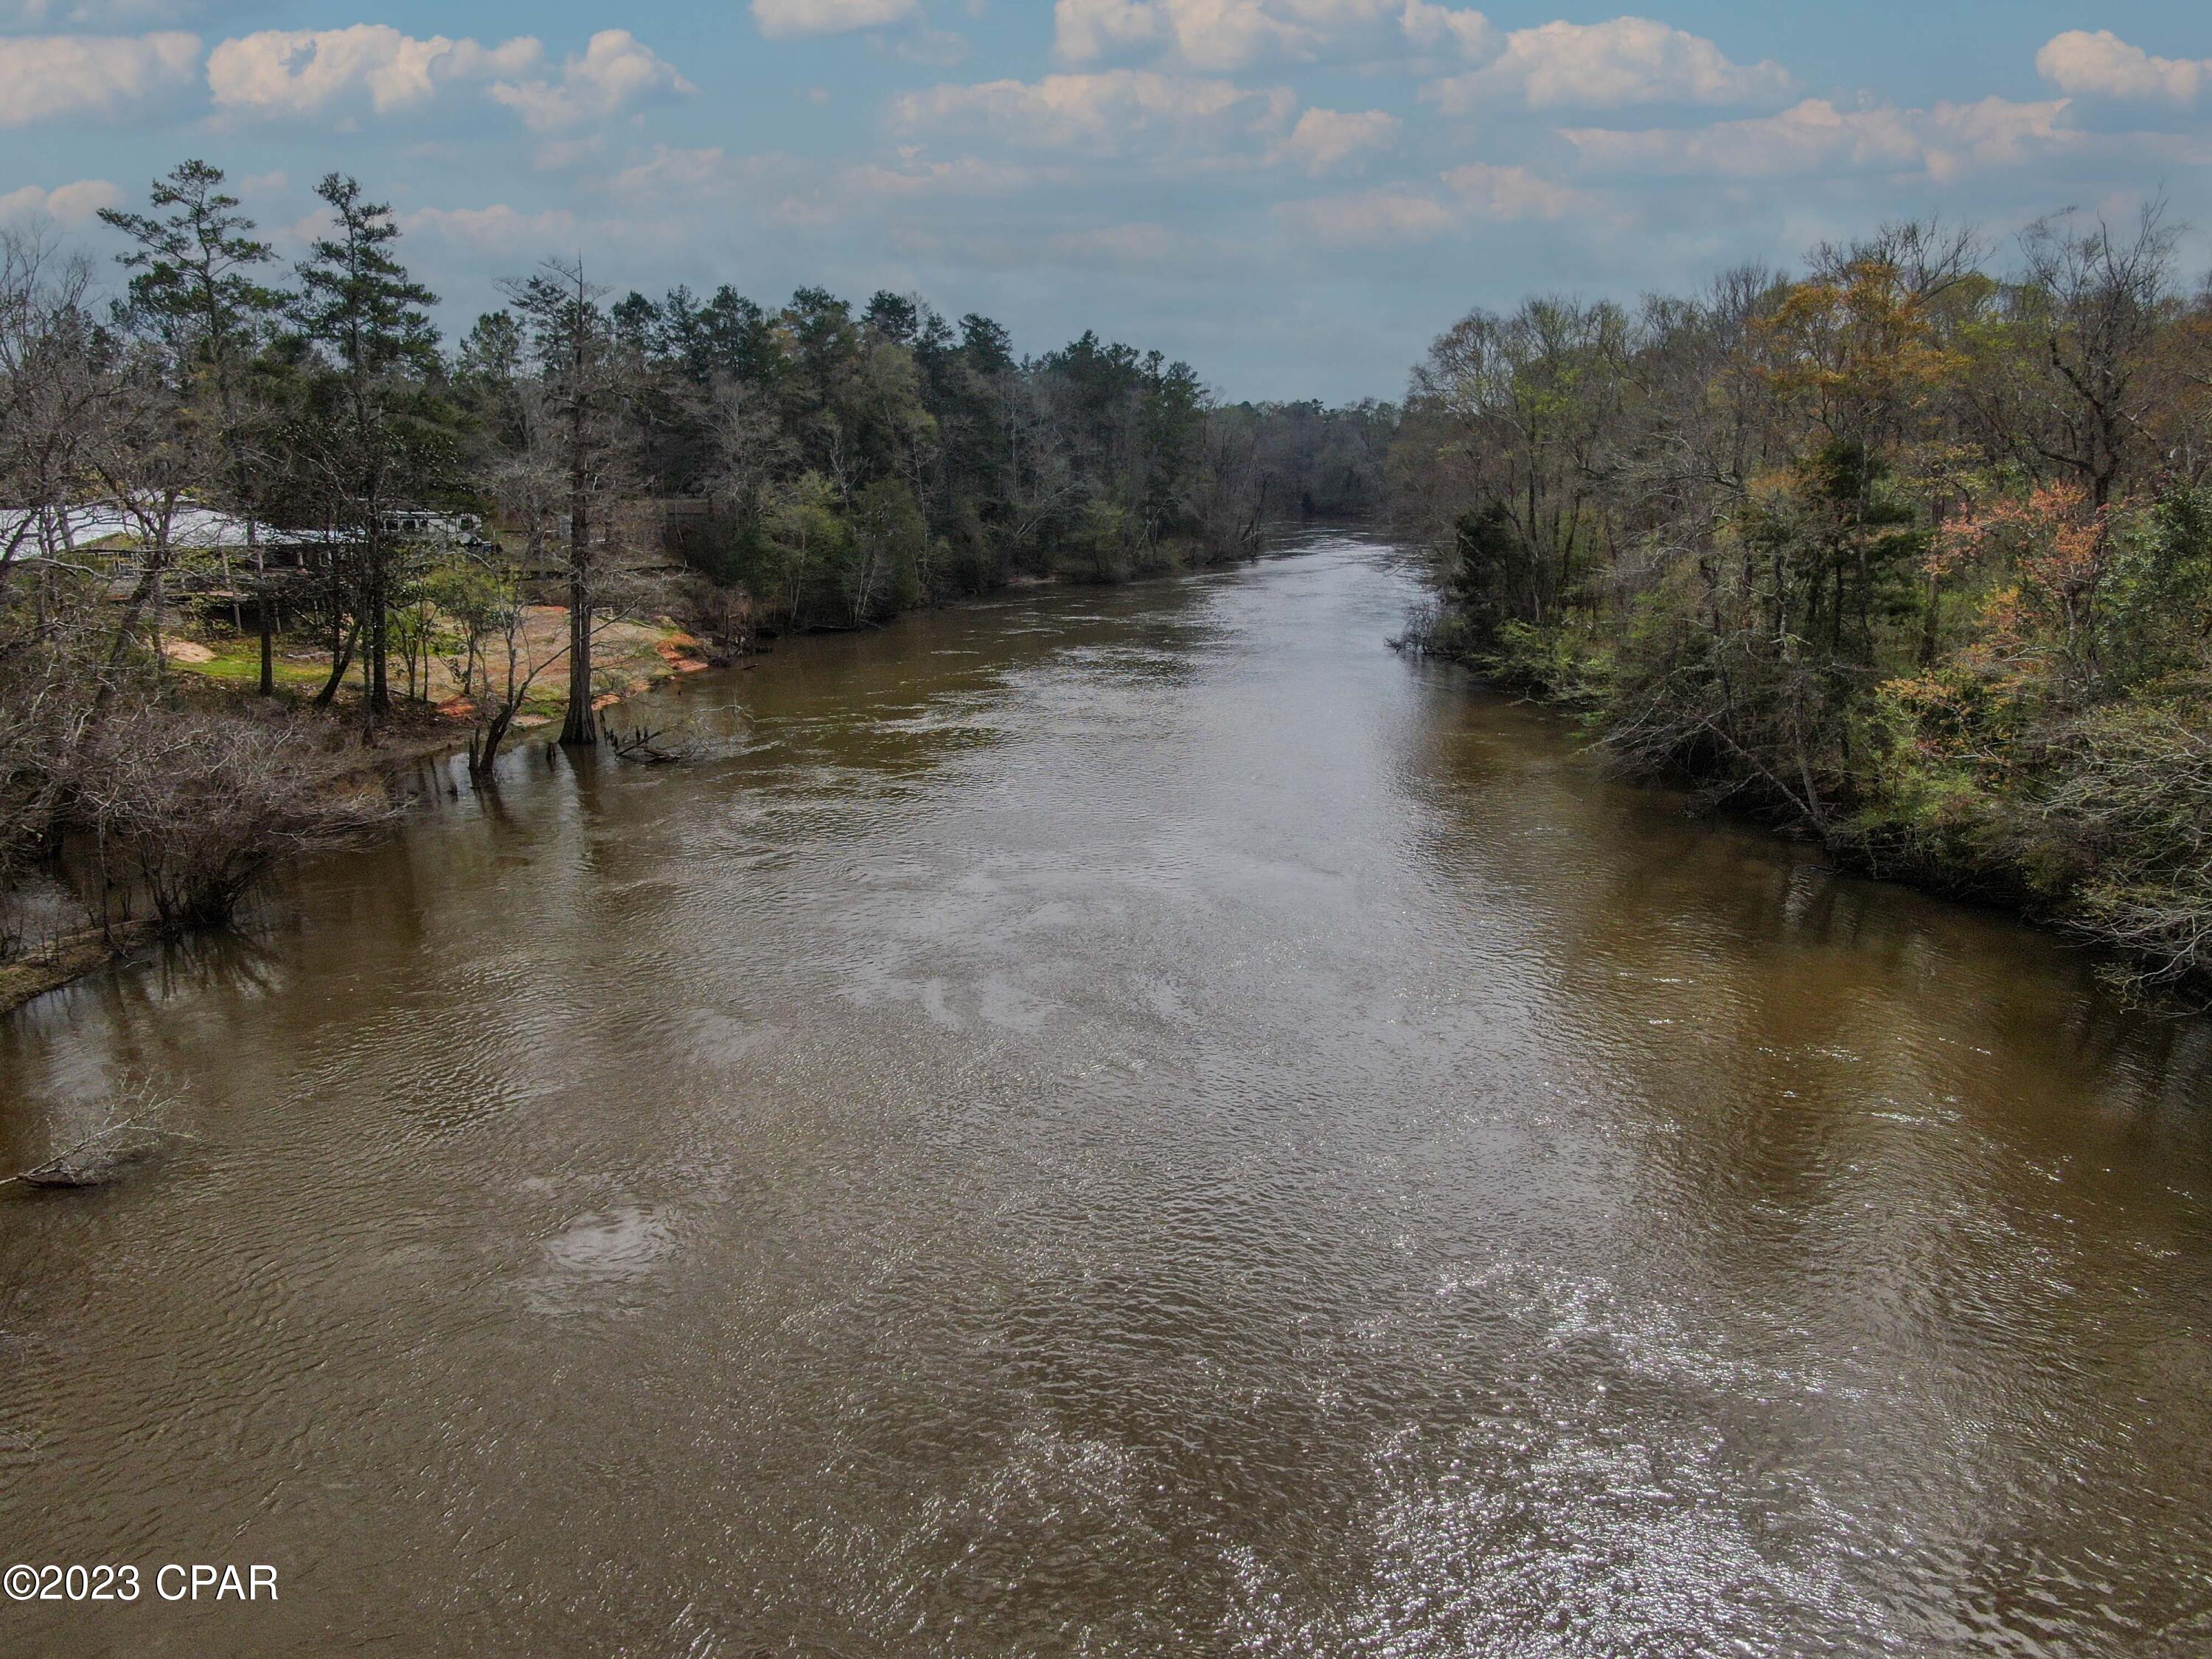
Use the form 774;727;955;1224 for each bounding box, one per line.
751;0;920;39
531;135;605;170
1281;106;1399;174
886;216;1237;275
1053;0;1157;60
1047;221;1206;265
1281;159;1585;247
1425;17;1790;113
1440;160;1585;218
604;145;1051;232
608;144;746;198
399;202;580;254
1399;1;1492;59
893;70;1296;159
2036;29;2207;105
1915;97;2081;181
1051;2;1766;99
0;31;198;125
592;142;1088;244
600;145;841;231
841;155;1053;198
1562;96;2076;182
207;25;539;118
1054;0;1408;72
1277;186;1455;247
206;25;687;133
897;29;970;68
0;176;122;221
485;29;692;133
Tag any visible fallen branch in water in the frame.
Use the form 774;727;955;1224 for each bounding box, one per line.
2;1112;197;1191
599;710;686;765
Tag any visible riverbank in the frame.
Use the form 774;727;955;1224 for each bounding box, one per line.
0;922;158;1015
0;607;719;1018
164;605;716;734
0;543;1287;1019
1412;618;2212;1011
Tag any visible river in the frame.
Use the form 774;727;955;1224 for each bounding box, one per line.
4;532;2211;1656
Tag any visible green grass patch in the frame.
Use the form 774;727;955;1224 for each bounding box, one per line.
176;636;327;688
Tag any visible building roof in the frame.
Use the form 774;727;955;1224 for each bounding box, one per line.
0;504;348;552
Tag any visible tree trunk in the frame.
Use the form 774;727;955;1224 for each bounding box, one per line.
367;526;390;720
470;704;520;782
560;495;594;747
313;615;360;709
92;556;163;722
254;532;275;698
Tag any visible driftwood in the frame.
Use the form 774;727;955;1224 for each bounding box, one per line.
598;710;684;765
2;1119;193;1191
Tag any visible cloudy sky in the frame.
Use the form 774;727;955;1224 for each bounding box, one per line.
3;1;2208;400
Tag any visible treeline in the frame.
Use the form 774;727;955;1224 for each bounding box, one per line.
567;286;1394;614
0;158;1385;955
1395;209;2212;994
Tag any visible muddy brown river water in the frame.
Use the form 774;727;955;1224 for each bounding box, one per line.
4;533;2212;1657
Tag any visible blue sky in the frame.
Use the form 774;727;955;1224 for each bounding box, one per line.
4;1;2208;400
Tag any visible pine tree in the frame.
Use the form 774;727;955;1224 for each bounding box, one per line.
291;173;439;735
100;161;288;694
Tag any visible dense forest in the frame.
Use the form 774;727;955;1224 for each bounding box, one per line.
15;156;2205;1005
0;160;1386;957
1394;209;2212;995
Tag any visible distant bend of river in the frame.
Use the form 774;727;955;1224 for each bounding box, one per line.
4;531;2212;1657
